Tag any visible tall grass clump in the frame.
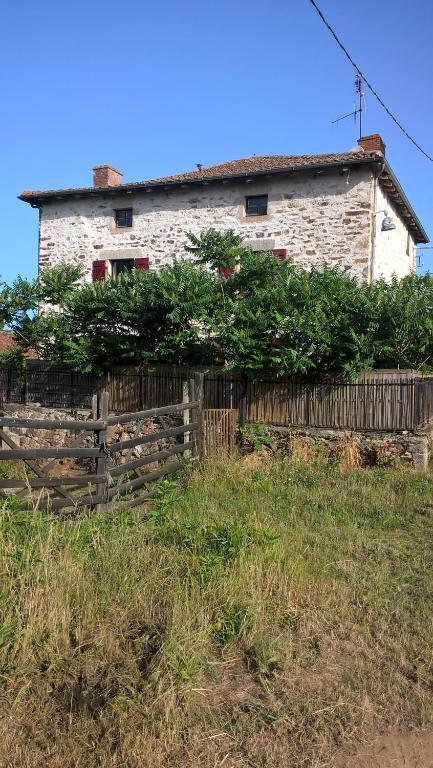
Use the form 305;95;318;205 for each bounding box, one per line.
1;454;433;767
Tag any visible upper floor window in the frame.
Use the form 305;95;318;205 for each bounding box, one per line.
115;208;133;228
246;194;268;216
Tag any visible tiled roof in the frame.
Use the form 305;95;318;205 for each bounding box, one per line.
140;150;371;185
19;149;373;200
18;148;428;243
0;331;37;357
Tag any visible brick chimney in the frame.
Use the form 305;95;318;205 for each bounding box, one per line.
358;134;386;156
93;165;123;187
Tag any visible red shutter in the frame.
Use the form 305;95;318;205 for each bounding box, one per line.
218;266;235;279
92;260;107;281
271;249;287;261
134;257;150;270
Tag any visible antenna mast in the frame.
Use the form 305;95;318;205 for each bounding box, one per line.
355;73;364;138
332;73;365;139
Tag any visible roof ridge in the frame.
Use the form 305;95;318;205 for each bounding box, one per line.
20;150;373;197
18;151;427;243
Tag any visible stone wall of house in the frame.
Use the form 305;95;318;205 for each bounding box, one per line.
372;180;416;280
38;166;374;281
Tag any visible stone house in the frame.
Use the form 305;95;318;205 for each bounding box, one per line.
20;134;427;283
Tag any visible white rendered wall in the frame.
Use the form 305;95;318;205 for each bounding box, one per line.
372;181;416;281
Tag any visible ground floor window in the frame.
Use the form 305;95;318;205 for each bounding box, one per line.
92;257;149;282
111;259;135;279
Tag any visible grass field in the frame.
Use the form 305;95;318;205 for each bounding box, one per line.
1;452;433;767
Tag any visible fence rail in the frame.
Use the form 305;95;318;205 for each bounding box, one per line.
0;376;204;512
1;361;433;432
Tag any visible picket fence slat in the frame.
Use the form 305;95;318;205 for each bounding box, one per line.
0;417;102;431
0;447;101;460
1;362;433;432
22;491;100;512
106;400;199;426
108;422;198;453
0;474;106;489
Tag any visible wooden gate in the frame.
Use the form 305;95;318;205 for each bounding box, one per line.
0;376;204;512
203;408;238;455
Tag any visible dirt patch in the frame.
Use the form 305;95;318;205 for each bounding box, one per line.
240;449;271;470
335;730;433;767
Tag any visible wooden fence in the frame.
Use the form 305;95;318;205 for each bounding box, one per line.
1;361;433;432
0;375;204;512
203;409;238;456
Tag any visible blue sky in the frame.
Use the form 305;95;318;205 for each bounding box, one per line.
1;0;432;284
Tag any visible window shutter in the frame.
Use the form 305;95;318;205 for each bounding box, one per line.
92;260;107;281
271;249;287;261
134;257;150;270
218;266;235;279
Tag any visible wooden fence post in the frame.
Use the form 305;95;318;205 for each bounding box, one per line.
183;380;191;459
193;372;205;460
413;379;419;431
22;365;27;404
93;391;109;510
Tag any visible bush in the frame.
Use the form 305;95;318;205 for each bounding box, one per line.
2;231;433;375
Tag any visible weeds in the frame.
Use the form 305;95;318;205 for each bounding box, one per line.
240;421;272;451
210;604;249;646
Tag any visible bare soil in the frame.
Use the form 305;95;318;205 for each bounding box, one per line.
335;730;433;768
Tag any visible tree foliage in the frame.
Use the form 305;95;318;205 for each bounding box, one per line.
1;231;433;375
184;228;244;270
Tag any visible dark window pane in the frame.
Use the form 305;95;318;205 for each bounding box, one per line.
246;195;268;216
115;208;133;227
112;259;134;278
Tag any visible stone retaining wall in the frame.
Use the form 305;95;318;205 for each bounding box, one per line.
268;426;430;472
0;404;182;468
2;405;430;473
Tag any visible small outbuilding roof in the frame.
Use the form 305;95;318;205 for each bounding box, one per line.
0;331;37;357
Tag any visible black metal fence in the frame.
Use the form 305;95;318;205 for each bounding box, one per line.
1;360;433;432
0;362;101;409
0;365;25;405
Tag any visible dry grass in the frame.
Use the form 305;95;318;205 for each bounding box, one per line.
1;454;433;767
329;435;362;471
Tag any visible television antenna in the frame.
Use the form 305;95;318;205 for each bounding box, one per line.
333;73;365;139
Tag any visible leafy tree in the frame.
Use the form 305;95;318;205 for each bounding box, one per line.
368;274;433;371
184;228;244;271
1;231;433;377
0;264;84;360
222;254;377;375
54;261;225;371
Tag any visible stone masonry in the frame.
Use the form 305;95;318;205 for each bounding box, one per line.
267;425;430;473
0;403;182;472
38;168;374;281
21;135;425;286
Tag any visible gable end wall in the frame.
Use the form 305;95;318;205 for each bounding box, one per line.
372;181;417;280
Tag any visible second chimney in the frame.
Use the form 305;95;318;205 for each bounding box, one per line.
358;134;386;156
93;165;123;187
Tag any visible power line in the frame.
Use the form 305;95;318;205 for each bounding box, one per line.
309;0;433;163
